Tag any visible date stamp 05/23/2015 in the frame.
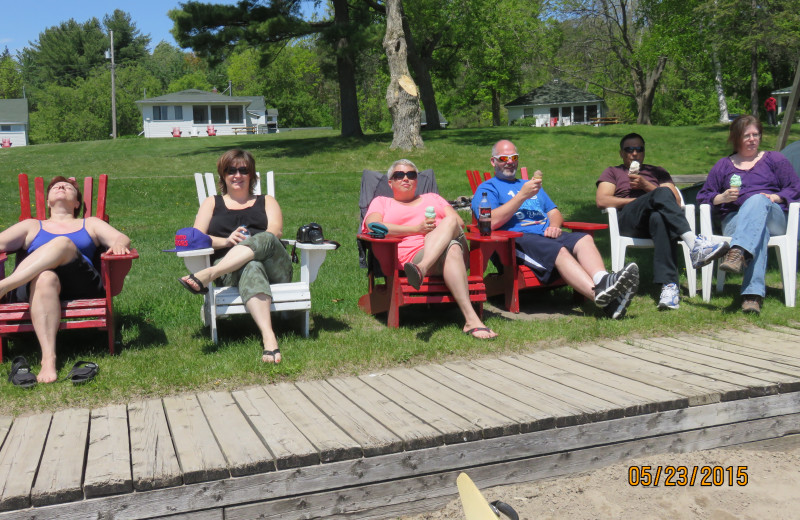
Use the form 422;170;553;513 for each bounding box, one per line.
628;466;749;487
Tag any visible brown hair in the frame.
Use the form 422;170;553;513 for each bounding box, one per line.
46;176;83;217
216;149;257;195
728;115;762;152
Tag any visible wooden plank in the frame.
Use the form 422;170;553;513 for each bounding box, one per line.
31;409;89;506
707;329;800;359
443;359;579;428
151;509;223;520
358;373;482;444
295;380;403;457
267;382;361;463
84;404;132;498
224;412;800;520
129;399;182;491
388;367;520;438
196;391;273;477
327;376;444;450
417;364;555;433
657;335;800;381
533;349;687;411
163;394;229;484
0;413;51;512
471;357;608;422
552;344;717;406
634;337;791;393
9;392;800;520
675;333;800;369
0;418;12;450
599;341;753;400
232;387;319;470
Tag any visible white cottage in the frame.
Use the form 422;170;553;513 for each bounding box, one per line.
505;80;606;127
771;86;798;116
0;98;29;147
135;89;278;138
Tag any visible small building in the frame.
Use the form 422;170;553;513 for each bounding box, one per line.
771;86;798;116
0;98;29;147
135;89;278;138
505;80;607;127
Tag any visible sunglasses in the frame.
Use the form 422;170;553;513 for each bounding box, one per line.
623;146;644;153
492;154;519;163
390;170;418;181
226;166;250;176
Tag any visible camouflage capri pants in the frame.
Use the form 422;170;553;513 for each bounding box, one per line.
214;231;293;303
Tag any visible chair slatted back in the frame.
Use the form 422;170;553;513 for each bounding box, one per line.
193;172;268;204
18;174;110;223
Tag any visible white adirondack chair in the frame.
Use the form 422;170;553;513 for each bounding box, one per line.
177;171;336;342
603;189;697;297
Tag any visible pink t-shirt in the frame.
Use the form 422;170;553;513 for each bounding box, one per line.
362;192;452;264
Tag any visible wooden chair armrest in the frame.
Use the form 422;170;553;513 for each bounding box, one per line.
101;248;139;297
357;233;402;244
100;250;140;262
357;234;400;277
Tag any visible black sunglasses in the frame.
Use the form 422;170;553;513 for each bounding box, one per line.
623;146;644;153
390;170;418;181
226;166;250;176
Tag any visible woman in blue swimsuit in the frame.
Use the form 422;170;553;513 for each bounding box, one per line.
0;177;131;382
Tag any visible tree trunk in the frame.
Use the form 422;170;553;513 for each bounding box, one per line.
750;45;759;116
401;12;441;131
634;56;667;125
333;0;363;138
383;0;423;150
712;49;729;123
491;87;501;126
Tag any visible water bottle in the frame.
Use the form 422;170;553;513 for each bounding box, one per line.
478;192;492;236
239;226;250;238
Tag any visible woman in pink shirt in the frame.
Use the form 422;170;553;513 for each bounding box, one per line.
363;160;497;339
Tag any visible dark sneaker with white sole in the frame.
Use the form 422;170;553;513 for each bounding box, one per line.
594;262;639;307
603;287;635;319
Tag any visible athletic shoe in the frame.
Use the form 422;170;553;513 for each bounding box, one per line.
594;263;639;307
658;283;680;310
720;246;748;274
690;235;730;269
603;287;635;319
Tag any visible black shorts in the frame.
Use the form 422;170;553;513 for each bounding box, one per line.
21;255;104;301
515;231;588;284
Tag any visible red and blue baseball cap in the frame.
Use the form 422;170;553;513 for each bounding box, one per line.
162;227;212;252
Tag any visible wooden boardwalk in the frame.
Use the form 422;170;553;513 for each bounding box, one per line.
1;326;800;519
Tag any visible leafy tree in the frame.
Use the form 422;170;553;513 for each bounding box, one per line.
167;71;214;93
0;48;23;99
103;10;151;64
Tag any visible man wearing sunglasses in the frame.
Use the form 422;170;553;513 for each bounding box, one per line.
596;133;729;310
472;139;639;319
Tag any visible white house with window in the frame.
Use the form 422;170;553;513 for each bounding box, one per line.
135;89;278;137
0;98;29;147
505;80;607;127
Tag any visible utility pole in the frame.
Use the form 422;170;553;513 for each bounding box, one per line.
107;30;117;139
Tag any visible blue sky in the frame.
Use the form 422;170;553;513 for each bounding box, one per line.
1;0;242;56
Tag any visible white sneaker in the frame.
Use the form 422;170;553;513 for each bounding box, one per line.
658;283;680;310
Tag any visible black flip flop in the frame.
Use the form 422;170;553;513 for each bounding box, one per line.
403;262;424;290
179;274;208;294
262;348;281;364
8;356;37;389
66;360;98;385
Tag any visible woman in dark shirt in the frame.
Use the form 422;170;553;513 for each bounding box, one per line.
179;149;292;363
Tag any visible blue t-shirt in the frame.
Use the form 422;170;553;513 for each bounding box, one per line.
472;176;556;235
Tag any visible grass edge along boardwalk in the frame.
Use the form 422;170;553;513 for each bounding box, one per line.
0;326;799;519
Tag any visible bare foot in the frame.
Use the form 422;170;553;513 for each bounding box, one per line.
38;360;58;383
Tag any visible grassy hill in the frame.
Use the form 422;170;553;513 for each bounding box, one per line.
0;124;797;414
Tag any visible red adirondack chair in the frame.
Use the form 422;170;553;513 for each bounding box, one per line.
0;174;139;360
357;169;486;328
466;168;606;313
206;125;217;136
1;138;11;148
172;127;182;137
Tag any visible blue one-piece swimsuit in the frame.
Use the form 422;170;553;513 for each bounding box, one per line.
27;220;97;264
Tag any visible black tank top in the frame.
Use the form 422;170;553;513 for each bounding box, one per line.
207;195;268;259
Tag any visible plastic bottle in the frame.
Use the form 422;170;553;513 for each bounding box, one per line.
478;192;492;236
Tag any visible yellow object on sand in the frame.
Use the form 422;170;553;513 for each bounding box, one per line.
457;472;497;520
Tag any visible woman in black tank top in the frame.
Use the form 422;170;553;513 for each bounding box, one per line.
179;149;293;364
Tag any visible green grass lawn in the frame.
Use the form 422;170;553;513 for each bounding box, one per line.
0;124;798;415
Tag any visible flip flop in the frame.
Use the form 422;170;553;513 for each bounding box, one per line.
179;274;208;295
403;262;424;290
8;356;37;389
464;327;497;340
66;360;98;384
262;348;281;364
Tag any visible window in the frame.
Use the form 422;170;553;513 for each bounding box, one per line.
211;106;226;124
574;106;585;123
174;106;183;120
550;107;559;118
154;106;182;120
523;108;534;118
561;106;571;118
0;125;10;132
153;106;167;120
193;105;209;124
587;105;598;120
228;105;243;124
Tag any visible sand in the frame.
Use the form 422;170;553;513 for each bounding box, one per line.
395;443;800;519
